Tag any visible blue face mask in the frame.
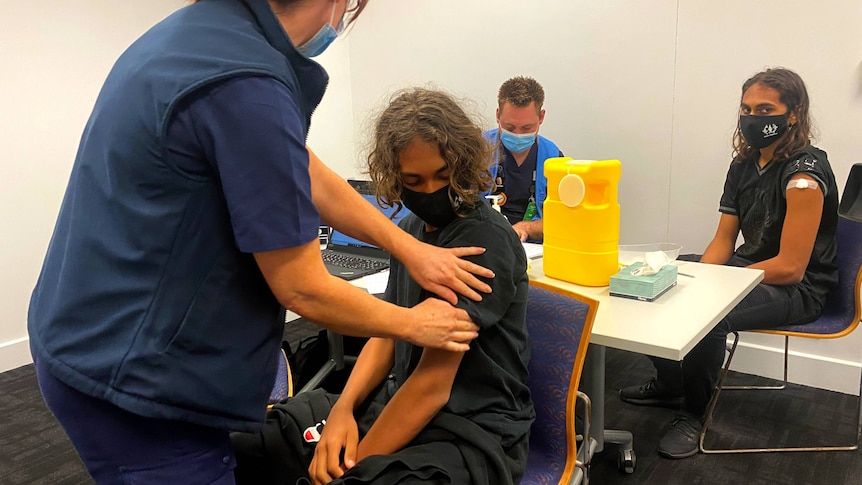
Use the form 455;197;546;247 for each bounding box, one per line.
297;2;344;58
500;128;537;154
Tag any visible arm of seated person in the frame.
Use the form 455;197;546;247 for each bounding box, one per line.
310;338;394;485
355;345;464;461
355;220;522;459
748;173;824;284
700;213;739;265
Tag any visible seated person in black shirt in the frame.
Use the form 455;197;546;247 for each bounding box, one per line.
619;67;839;459
232;88;534;485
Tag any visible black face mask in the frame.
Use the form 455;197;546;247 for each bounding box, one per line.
400;185;460;229
739;114;789;149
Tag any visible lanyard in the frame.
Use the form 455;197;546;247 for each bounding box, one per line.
494;158;536;200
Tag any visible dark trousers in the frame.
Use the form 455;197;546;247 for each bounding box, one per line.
651;255;822;417
35;362;236;485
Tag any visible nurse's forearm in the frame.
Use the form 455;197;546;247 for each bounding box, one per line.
255;241;478;351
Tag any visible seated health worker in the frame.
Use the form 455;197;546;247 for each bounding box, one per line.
231;87;535;485
619;67;838;459
27;1;494;483
485;76;564;242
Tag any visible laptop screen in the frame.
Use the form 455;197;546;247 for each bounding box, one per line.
328;193;412;249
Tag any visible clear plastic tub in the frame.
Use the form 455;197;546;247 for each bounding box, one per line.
618;243;682;266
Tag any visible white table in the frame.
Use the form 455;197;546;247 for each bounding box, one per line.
527;258;764;462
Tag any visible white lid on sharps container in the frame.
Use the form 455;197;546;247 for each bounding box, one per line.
558;173;585;207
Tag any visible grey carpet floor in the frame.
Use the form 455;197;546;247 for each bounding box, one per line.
2;321;860;484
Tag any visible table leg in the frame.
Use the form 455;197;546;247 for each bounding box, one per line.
581;344;634;461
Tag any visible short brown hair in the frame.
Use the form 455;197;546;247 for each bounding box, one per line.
190;0;367;26
366;88;494;218
497;76;545;113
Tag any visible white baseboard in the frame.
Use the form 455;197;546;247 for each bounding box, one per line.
728;339;862;395
6;333;859;395
0;337;33;373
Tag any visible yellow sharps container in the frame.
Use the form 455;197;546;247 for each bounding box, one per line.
543;158;621;286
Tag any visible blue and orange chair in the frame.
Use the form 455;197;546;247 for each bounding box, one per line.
522;280;599;484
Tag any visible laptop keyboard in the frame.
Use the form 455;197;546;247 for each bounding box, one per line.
322;251;388;270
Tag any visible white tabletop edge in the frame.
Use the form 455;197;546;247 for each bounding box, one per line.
528;259;765;361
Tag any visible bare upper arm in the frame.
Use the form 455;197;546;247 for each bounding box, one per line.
407;347;465;402
777;173;824;270
713;213;740;245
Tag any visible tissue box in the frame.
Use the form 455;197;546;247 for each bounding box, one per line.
609;262;678;302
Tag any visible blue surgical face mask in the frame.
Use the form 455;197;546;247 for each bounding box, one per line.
297;2;344;58
500;128;537;154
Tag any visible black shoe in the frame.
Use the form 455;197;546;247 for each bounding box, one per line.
657;414;702;459
619;378;683;407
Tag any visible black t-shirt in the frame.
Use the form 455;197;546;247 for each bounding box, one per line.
496;144;564;224
718;145;839;305
383;201;535;451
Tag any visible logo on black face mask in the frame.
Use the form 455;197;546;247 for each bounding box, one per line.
740;114;789;149
762;123;779;137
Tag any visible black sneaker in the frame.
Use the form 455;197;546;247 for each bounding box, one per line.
619;378;683;407
657;414;702;459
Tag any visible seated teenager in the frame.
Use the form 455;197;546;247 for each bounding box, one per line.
231;87;535;484
619;67;839;459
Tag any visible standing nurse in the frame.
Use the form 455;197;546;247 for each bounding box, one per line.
28;1;491;483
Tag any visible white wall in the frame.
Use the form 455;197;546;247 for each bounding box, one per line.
348;0;680;244
307;39;357;178
4;1;862;393
0;1;188;371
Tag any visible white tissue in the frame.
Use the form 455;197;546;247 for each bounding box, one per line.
631;250;673;276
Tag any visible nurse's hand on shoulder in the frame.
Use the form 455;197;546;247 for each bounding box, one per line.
400;241;494;304
408;298;479;352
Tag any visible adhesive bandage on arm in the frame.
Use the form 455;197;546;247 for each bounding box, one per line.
786;178;819;191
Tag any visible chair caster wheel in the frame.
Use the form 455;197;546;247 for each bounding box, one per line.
617;449;636;474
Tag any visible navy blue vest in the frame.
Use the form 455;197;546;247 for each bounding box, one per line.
28;0;327;431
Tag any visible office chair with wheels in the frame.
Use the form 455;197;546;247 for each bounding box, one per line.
700;162;862;454
522;280;599;485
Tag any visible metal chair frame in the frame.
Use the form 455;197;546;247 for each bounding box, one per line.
700;215;862;454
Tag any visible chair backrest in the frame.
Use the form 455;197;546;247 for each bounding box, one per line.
819;216;862;327
839;162;862;222
522;280;598;485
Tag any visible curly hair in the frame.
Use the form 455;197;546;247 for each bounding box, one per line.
365;88;494;218
497;76;545;113
190;0;367;26
732;67;815;162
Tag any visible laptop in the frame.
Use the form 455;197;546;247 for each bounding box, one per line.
321;180;411;280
